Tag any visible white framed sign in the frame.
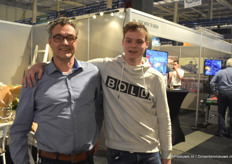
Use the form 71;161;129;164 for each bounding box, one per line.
184;0;202;8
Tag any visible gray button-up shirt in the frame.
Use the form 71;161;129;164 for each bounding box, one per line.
210;67;232;93
9;59;103;164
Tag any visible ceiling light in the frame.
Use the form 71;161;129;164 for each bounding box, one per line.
93;15;96;19
164;0;173;3
159;1;166;4
119;13;124;19
110;12;114;16
100;12;104;16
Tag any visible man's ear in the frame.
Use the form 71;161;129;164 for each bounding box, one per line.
146;41;149;48
48;38;52;45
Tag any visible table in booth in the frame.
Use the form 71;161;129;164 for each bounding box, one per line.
166;88;189;146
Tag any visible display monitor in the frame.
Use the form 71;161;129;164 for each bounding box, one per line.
145;49;168;74
204;59;222;76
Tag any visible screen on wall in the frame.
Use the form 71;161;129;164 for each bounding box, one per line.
204;59;222;76
145;49;168;74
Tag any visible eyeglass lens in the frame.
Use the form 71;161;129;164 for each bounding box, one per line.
52;34;77;43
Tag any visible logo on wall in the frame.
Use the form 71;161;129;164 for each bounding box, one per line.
184;0;202;8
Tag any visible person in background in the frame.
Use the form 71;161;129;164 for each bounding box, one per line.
23;21;172;164
210;58;232;138
10;17;103;164
168;60;184;89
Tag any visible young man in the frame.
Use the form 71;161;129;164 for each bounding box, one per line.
24;21;172;164
168;60;184;88
210;58;232;138
10;17;103;164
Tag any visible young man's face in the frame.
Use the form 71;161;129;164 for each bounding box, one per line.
122;29;149;63
173;62;179;69
49;24;77;62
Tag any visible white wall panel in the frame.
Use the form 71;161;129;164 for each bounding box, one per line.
32;13;125;62
0;20;31;84
89;14;124;59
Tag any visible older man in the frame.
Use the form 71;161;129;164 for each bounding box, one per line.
10;17;103;164
210;58;232;138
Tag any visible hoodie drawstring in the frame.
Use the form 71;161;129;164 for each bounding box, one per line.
118;63;125;99
118;62;148;98
141;66;147;94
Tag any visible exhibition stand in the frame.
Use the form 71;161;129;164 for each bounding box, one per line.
1;8;232;145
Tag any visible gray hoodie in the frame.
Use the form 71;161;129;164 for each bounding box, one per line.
90;53;172;159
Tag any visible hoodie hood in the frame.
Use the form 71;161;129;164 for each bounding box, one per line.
115;53;151;74
115;53;151;98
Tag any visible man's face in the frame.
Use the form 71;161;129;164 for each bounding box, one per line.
48;24;77;62
173;62;179;69
122;29;149;63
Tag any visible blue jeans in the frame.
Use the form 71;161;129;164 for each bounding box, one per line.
217;90;232;136
107;148;162;164
39;156;94;164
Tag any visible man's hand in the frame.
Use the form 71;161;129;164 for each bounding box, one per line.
162;159;171;164
93;140;100;155
23;62;46;88
172;66;177;70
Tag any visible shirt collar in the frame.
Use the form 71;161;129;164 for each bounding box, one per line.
47;58;83;75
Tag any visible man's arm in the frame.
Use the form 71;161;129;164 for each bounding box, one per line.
23;62;46;88
175;68;184;80
155;76;172;161
23;58;106;88
23;58;107;88
9;86;35;164
210;74;218;95
168;72;173;84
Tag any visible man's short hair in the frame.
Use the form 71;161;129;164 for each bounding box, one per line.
123;22;148;41
173;60;179;64
47;17;78;38
226;58;232;67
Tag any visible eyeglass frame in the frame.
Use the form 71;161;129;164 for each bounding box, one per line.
51;34;77;43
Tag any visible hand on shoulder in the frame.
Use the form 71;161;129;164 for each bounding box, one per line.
23;62;46;88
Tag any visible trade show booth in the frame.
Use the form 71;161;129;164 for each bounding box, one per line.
1;8;232;146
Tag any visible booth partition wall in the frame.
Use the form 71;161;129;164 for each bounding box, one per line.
1;8;232;129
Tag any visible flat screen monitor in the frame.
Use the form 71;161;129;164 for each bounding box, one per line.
204;59;222;76
145;49;168;74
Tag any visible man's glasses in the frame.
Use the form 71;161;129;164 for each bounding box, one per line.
52;34;77;43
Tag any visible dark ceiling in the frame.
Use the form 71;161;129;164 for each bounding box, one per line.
153;0;232;28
